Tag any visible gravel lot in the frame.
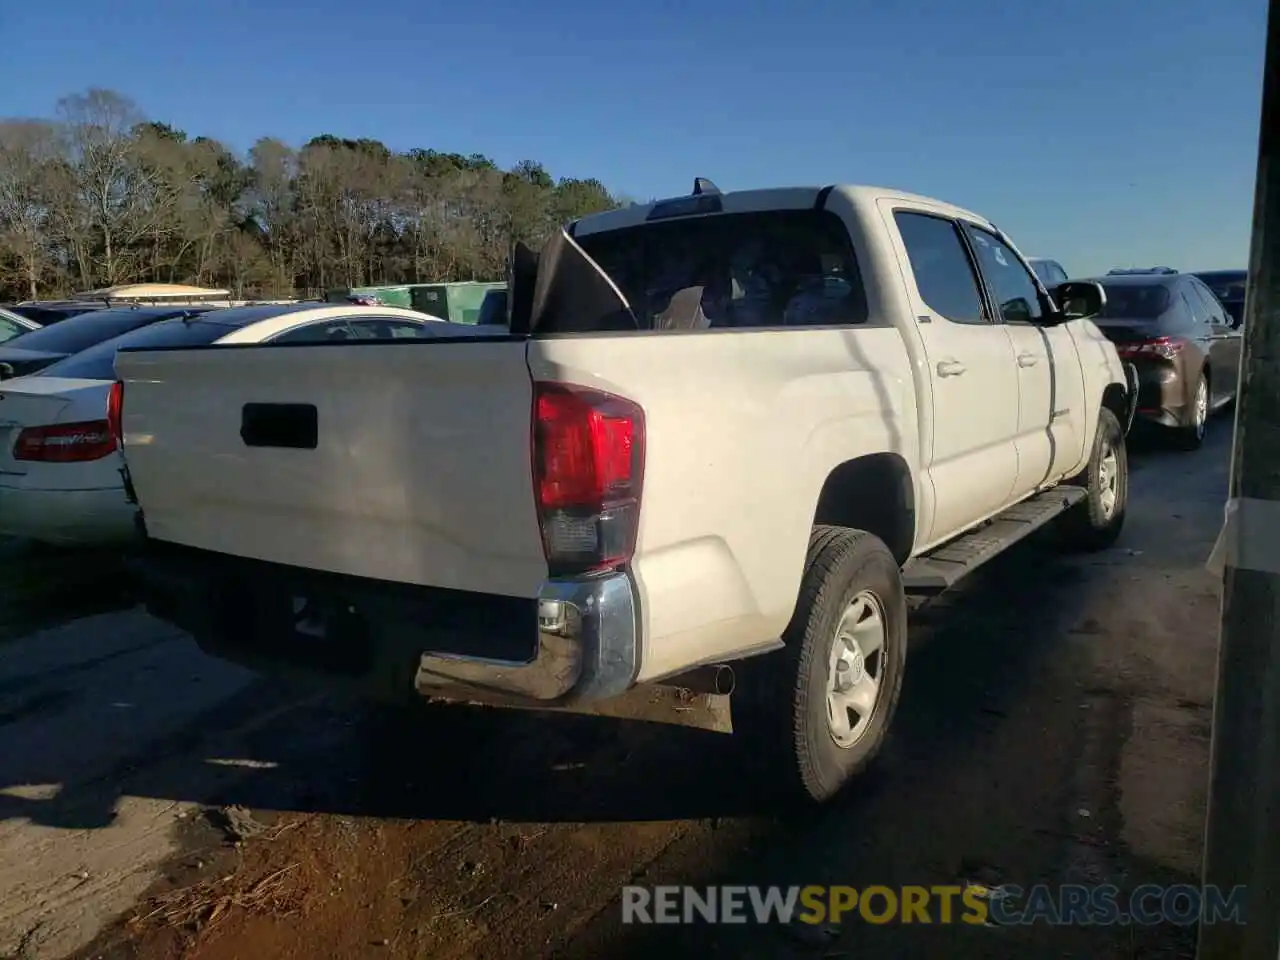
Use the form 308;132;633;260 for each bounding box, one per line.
0;422;1227;960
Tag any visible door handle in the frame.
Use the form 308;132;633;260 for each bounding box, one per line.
1017;352;1039;367
936;360;967;377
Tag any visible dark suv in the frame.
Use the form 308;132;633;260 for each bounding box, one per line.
1026;258;1069;288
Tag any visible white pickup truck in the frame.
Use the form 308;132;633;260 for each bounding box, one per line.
114;180;1137;805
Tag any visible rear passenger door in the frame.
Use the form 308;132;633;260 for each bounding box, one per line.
1187;279;1242;405
1178;283;1220;402
884;206;1021;544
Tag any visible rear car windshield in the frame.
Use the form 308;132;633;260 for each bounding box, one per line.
7;305;100;325
574;209;868;329
37;316;239;380
1096;283;1172;320
4;308;199;355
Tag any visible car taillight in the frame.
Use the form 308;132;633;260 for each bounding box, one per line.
106;380;123;447
533;382;645;574
13;420;116;462
1115;336;1186;361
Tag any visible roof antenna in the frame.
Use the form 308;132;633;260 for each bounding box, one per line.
692;178;720;196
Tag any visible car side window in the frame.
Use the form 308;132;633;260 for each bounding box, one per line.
1049;262;1069;285
0;316;23;339
347;319;430;338
270;320;360;343
961;224;1045;324
894;211;988;324
1180;288;1210;327
1189;281;1227;325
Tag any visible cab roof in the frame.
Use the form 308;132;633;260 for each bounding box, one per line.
570;181;995;238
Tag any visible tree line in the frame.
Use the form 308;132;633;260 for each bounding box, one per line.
0;88;626;302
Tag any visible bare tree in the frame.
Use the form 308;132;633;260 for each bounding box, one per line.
58;89;165;285
0;87;624;302
0;120;60;299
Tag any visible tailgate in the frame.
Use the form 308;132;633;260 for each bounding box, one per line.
114;338;548;598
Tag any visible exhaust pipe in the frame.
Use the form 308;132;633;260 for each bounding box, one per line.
659;664;735;696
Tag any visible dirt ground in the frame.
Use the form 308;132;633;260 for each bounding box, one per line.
1;423;1227;960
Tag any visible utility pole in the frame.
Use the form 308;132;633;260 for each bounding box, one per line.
1198;0;1280;956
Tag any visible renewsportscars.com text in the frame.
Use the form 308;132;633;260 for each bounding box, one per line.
621;884;1248;926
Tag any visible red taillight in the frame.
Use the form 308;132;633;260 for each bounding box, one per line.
533;382;645;573
106;380;123;447
1115;337;1186;361
13;420;116;462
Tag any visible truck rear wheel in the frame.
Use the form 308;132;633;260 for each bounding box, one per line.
736;526;907;806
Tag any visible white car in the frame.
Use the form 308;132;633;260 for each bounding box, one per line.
0;303;475;545
0;307;41;343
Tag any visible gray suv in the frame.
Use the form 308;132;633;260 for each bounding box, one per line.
1026;257;1069;287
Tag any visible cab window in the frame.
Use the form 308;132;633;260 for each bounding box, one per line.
963;225;1045;324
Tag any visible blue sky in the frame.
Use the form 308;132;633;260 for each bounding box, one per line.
2;0;1266;276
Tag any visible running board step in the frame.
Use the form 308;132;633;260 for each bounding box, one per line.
902;487;1088;595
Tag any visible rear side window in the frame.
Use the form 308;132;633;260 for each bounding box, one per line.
37;317;237;380
574;209;869;330
1188;281;1227;324
894;212;987;324
1181;285;1213;327
268;316;436;343
270;320;364;343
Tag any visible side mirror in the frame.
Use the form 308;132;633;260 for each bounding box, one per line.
1051;280;1106;322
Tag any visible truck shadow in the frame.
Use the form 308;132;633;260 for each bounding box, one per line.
339;535;1100;824
0;539;135;644
0;526;1111;831
166;519;1122;829
0;421;1225;833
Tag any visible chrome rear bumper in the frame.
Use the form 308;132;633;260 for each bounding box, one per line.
415;572;640;706
130;538;641;709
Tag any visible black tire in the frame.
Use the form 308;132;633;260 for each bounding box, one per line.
1172;371;1209;451
734;526;908;806
1060;406;1128;551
